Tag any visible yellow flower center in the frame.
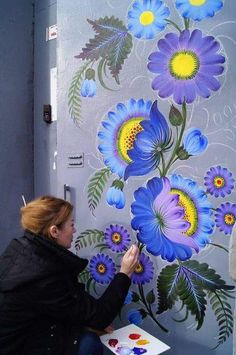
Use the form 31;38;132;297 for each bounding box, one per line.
171;189;198;236
112;232;121;244
213;176;225;188
189;0;206;6
224;214;235;226
135;262;143;274
97;263;106;274
117;117;143;163
139;11;155;26
169;51;200;80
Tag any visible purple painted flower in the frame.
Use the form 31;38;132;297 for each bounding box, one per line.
128;309;143;325
148;29;225;104
89;253;116;284
215;202;236;235
104;224;131;252
204;166;235;198
183;128;208;156
131;253;154;284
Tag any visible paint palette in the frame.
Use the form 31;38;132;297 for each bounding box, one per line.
100;324;170;355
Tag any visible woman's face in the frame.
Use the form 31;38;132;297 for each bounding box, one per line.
56;214;76;249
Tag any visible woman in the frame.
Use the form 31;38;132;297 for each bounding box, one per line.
0;196;139;355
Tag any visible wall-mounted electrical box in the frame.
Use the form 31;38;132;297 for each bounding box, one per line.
43;104;52;123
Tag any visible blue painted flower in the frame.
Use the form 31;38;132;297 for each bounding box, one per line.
148;29;225;104
124;101;171;180
98;99;152;178
131;253;154;284
204;166;235;198
104;224;131;252
106;180;126;209
128;309;143;325
131;177;198;261
124;291;133;305
89;253;116;284
215;202;236;235
183;128;208;156
80;78;96;97
127;0;170;39
175;0;223;21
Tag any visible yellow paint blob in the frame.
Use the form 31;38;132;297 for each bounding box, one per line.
136;339;150;345
139;11;155;26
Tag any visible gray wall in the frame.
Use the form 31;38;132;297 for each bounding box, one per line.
57;1;236;354
0;0;34;252
34;0;57;197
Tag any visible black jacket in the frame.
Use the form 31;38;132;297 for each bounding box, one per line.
0;231;131;355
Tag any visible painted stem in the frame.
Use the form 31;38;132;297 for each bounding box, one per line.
138;284;168;332
165;19;182;33
162;102;187;176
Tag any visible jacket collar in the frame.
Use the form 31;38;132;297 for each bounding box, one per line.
24;230;88;274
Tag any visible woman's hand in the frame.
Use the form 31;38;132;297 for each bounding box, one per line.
85;324;114;336
120;244;139;278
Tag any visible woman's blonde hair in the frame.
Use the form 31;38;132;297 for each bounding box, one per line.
20;196;73;238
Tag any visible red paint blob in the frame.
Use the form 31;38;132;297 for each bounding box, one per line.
129;333;141;340
108;338;118;347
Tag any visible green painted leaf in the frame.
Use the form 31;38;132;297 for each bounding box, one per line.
157;260;235;331
146;289;156;304
208;289;235;348
68;61;90;124
74;229;104;250
75;17;132;83
87;168;112;215
77;269;90;289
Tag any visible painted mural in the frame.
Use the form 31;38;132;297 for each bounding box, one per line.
67;0;235;351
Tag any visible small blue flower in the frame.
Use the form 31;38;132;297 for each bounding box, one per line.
128;309;143;325
183;128;208;156
80;78;96;97
106;181;125;209
128;0;170;39
124;291;133;305
175;0;223;21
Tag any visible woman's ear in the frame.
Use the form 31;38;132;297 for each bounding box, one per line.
49;225;59;239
